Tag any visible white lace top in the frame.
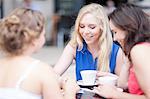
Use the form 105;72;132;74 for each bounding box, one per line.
0;60;42;99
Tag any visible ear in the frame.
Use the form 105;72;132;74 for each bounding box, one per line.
30;39;37;47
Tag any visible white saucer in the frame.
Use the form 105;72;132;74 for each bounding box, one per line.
77;80;98;86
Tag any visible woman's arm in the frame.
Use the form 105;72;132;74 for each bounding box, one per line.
53;43;76;76
94;44;150;99
117;59;130;89
130;44;150;98
94;85;146;99
115;47;130;89
62;78;80;99
115;48;126;75
40;63;79;99
97;48;129;87
38;63;64;99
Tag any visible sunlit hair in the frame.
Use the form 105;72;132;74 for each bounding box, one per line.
69;3;113;72
0;8;45;56
109;3;150;61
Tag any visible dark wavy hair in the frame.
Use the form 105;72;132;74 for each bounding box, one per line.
109;3;150;61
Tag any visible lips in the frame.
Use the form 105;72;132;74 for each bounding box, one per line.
85;34;94;38
84;36;93;41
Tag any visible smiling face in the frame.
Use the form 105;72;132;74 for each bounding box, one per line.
109;20;126;47
79;13;101;45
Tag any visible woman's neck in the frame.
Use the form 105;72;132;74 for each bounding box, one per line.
5;49;33;60
5;54;31;60
87;43;100;59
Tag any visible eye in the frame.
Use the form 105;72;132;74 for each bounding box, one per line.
111;30;117;37
90;26;96;29
88;24;96;29
111;30;117;34
79;24;85;28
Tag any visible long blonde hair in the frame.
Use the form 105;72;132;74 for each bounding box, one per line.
69;3;113;72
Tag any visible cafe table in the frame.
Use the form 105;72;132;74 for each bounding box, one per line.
76;80;107;99
76;85;124;99
76;90;105;99
76;88;105;99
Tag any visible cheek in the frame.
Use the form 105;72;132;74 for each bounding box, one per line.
114;34;125;45
113;33;119;41
119;33;125;40
42;36;46;44
93;29;101;37
79;29;84;37
92;31;100;40
40;35;45;45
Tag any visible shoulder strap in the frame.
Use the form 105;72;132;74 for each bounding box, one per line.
15;60;40;89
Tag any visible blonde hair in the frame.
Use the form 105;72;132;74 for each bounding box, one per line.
69;3;113;72
0;8;45;56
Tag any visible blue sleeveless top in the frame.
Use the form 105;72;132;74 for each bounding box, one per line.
76;42;119;81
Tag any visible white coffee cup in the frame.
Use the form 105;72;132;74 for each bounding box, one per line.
80;70;97;85
98;75;118;86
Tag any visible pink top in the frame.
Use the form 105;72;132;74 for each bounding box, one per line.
128;42;150;95
128;67;143;94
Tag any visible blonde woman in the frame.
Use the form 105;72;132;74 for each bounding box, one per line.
0;8;79;99
54;3;125;81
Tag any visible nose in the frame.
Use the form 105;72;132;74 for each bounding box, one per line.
83;28;90;35
113;36;116;41
113;33;117;41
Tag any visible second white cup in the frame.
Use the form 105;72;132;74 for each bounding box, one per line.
98;75;118;86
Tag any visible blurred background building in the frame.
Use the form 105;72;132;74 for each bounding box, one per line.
0;0;149;48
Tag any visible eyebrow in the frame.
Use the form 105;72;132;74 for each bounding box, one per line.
88;24;96;26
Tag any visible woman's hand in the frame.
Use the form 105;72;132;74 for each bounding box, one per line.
61;77;80;97
93;85;119;99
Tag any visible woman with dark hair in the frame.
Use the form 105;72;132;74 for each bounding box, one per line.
94;3;150;99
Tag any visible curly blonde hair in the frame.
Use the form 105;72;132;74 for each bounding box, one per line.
69;3;113;72
0;8;45;56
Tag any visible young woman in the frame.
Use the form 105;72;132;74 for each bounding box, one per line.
94;4;150;99
54;3;125;81
0;8;79;99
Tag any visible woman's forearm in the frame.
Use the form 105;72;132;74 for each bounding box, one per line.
113;91;147;99
117;64;129;89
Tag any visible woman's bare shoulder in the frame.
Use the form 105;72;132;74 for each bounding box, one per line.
130;43;150;67
131;43;150;57
64;43;76;58
32;60;57;79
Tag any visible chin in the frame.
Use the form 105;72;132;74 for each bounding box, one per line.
85;39;97;44
85;41;94;45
